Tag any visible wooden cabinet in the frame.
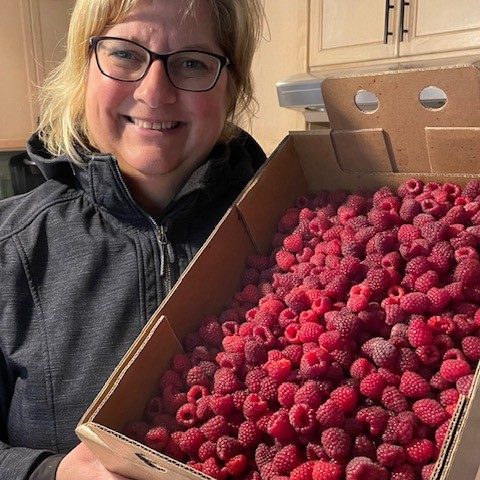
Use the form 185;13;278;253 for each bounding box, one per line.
0;0;73;151
309;0;480;69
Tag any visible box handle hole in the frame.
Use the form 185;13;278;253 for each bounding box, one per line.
135;453;168;472
354;90;379;113
419;85;447;110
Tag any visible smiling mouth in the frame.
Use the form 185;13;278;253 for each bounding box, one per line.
125;116;182;131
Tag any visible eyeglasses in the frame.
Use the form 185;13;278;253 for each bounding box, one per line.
89;36;230;92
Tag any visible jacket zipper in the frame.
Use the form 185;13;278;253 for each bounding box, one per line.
111;158;175;290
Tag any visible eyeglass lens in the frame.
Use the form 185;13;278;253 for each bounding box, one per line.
95;38;223;91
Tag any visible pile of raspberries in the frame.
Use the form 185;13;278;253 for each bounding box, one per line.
124;178;480;480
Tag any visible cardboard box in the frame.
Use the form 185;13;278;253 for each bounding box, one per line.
77;62;480;480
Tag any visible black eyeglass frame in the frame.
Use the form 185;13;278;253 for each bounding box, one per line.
89;36;230;92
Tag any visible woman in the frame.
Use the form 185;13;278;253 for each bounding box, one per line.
0;0;265;479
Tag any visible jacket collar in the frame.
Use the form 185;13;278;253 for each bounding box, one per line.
26;131;264;225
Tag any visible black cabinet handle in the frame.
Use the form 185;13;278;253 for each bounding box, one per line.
400;0;410;41
384;0;395;44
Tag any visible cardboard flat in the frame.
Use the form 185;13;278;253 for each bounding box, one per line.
77;63;480;480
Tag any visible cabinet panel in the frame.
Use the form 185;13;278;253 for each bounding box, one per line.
0;1;37;149
309;0;398;67
400;0;480;56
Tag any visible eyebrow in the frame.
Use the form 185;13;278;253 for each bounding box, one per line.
123;36;219;53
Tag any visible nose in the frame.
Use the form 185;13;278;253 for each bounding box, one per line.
133;59;177;108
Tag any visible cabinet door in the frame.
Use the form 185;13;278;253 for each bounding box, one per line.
309;0;399;68
0;0;38;150
400;0;480;57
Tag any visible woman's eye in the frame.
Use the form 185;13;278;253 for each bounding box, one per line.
110;50;140;62
182;59;207;70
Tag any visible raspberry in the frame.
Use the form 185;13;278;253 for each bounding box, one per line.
179;428;206;456
255;443;276;468
160;369;184;390
263;358;292;382
311;460;343;480
440;359;471;382
225;454;248;477
316;399;345;428
294;380;325;409
237;420;263;448
381;386;408;413
376;443;405;468
272;445;303;474
369;339;399;369
245;367;267;392
213;368;243;395
453;258;480;285
405;438;434;465
186;365;212;388
356;406;389;436
320;427;351;460
352;434;376;459
216;435;242;462
390;463;416;480
288;403;316;434
243;393;268;420
360;372;386;400
276;250;296;271
277;381;299;408
330;385;358;413
290;460;316;480
350;357;376;380
398;178;424;197
267;410;296;443
412;399;449;427
462;336;480;361
283;233;304;253
200;415;230;442
176;403;198;428
407;318;433;347
400;292;430;314
345;456;388;480
143;426;169;451
399;371;430;398
456;374;474;395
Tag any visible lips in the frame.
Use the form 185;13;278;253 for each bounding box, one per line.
126;116;181;131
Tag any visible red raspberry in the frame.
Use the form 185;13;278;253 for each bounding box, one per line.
276;250;296;271
381;386;408;413
405;438;434;465
290;460;316;480
272;445;303;475
225;454;248;477
412;399;449;427
390;463;416;480
352;434;376;459
330;385;358;414
216;435;242;462
267;410;297;443
278;209;300;233
399;178;424;197
456;374;474;395
350;357;376;380
200;415;230;442
243;393;268;420
197;440;216;461
345;456;388;480
213;368;243;395
356;406;390;436
407;318;433;347
244;367;267;393
370;339;399;369
283;233;304;253
360;372;386;400
259;376;279;402
179;427;206;456
288;403;316;434
421;463;436;480
399;371;430;398
294;380;325;409
255;443;276;468
400;292;430;314
453;258;480;285
144;426;169;451
316;400;345;428
435;420;450;447
321;427;351;460
376;443;405;468
176;403;198;427
277;381;299;408
462;336;480;361
263;358;292;382
440;359;471;382
186;365;212;388
311;460;343;480
237;420;263;448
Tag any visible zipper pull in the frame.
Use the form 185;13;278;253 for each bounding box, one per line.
158;224;175;276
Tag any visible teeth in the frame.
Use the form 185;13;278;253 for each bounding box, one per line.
131;118;179;130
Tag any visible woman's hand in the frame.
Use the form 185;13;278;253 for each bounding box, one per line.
56;442;132;480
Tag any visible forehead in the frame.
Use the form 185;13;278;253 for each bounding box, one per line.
105;0;217;50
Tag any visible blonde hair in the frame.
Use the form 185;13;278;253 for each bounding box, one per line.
37;0;264;164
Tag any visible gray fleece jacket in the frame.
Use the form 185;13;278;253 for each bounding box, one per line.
0;131;265;479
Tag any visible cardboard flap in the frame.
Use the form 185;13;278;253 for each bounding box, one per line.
322;64;480;173
331;128;394;172
236;136;309;254
77;424;206;480
426;127;480;173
